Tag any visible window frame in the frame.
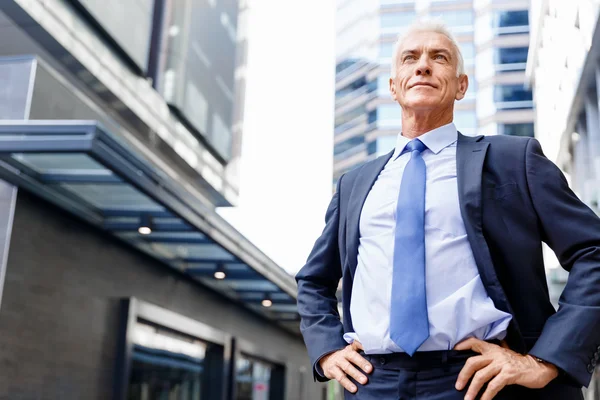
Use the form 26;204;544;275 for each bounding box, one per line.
114;297;233;400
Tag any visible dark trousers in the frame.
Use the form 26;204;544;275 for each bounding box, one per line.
345;350;584;400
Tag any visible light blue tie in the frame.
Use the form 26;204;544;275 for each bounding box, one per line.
390;139;429;356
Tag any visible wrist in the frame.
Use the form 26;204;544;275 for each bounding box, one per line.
527;354;559;380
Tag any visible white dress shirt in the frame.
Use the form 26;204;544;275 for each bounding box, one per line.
344;123;512;354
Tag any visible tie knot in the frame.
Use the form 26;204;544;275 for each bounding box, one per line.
404;139;427;155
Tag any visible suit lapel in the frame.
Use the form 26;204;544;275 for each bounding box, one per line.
346;150;394;276
457;133;524;350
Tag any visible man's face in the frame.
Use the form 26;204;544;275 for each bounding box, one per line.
389;31;468;112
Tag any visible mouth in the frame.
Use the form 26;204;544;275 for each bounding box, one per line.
410;82;437;89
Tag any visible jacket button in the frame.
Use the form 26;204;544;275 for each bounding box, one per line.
593;359;597;367
379;356;386;365
588;364;595;374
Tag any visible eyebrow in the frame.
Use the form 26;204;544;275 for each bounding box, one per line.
401;48;453;58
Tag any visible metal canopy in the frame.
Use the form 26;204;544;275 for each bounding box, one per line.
0;120;299;332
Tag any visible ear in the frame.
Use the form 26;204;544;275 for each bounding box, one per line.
455;74;469;101
389;77;398;102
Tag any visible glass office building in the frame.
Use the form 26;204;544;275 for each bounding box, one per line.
528;1;600;397
0;1;319;399
334;0;533;186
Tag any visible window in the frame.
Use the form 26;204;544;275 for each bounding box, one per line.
496;10;529;28
117;298;230;400
501;123;534;137
497;47;528;64
335;105;366;127
494;84;533;103
156;0;239;160
336;77;367;99
72;0;154;71
235;355;278;400
128;321;225;400
335;136;365;156
494;10;529;35
380;12;417;28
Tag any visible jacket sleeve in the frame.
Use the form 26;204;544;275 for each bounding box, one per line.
525;138;600;387
295;175;347;382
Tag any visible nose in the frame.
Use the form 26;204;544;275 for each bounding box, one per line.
415;55;432;76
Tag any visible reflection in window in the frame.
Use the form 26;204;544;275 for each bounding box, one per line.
157;0;238;160
235;355;278;400
501;123;534;137
497;47;528;64
496;10;529;28
494;10;529;35
380;12;416;28
128;321;223;400
494;84;533;103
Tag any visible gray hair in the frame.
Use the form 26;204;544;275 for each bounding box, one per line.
391;18;465;78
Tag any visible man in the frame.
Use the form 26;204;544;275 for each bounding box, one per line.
296;20;600;399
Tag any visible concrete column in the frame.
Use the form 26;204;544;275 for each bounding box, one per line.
0;56;38;309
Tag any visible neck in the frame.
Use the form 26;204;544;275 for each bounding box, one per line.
401;107;453;139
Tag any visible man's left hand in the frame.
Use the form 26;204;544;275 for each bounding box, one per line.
454;337;559;400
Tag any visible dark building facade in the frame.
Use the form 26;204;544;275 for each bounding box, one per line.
0;1;317;399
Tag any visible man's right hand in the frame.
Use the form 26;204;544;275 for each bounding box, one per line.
319;341;373;394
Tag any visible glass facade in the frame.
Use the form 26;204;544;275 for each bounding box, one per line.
494;84;533;104
235;355;279;400
494;10;530;35
128;321;224;400
70;0;154;71
157;0;238;160
500;123;534;137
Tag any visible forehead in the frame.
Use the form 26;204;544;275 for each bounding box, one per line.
398;31;454;53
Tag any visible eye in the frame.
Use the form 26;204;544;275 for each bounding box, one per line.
403;55;416;62
434;54;447;61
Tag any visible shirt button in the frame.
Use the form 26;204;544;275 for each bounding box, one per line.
379;356;387;365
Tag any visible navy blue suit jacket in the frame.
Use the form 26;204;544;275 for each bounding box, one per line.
296;133;600;389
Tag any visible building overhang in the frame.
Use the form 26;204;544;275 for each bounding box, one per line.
0;120;299;333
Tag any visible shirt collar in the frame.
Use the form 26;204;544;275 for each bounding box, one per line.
392;122;458;160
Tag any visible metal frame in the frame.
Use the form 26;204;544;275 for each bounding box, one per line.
114;297;233;400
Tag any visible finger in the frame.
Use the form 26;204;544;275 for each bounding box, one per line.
479;374;508;400
352;340;365;351
346;349;373;374
454;337;489;353
464;364;500;400
455;355;492;390
333;368;358;394
340;360;368;385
